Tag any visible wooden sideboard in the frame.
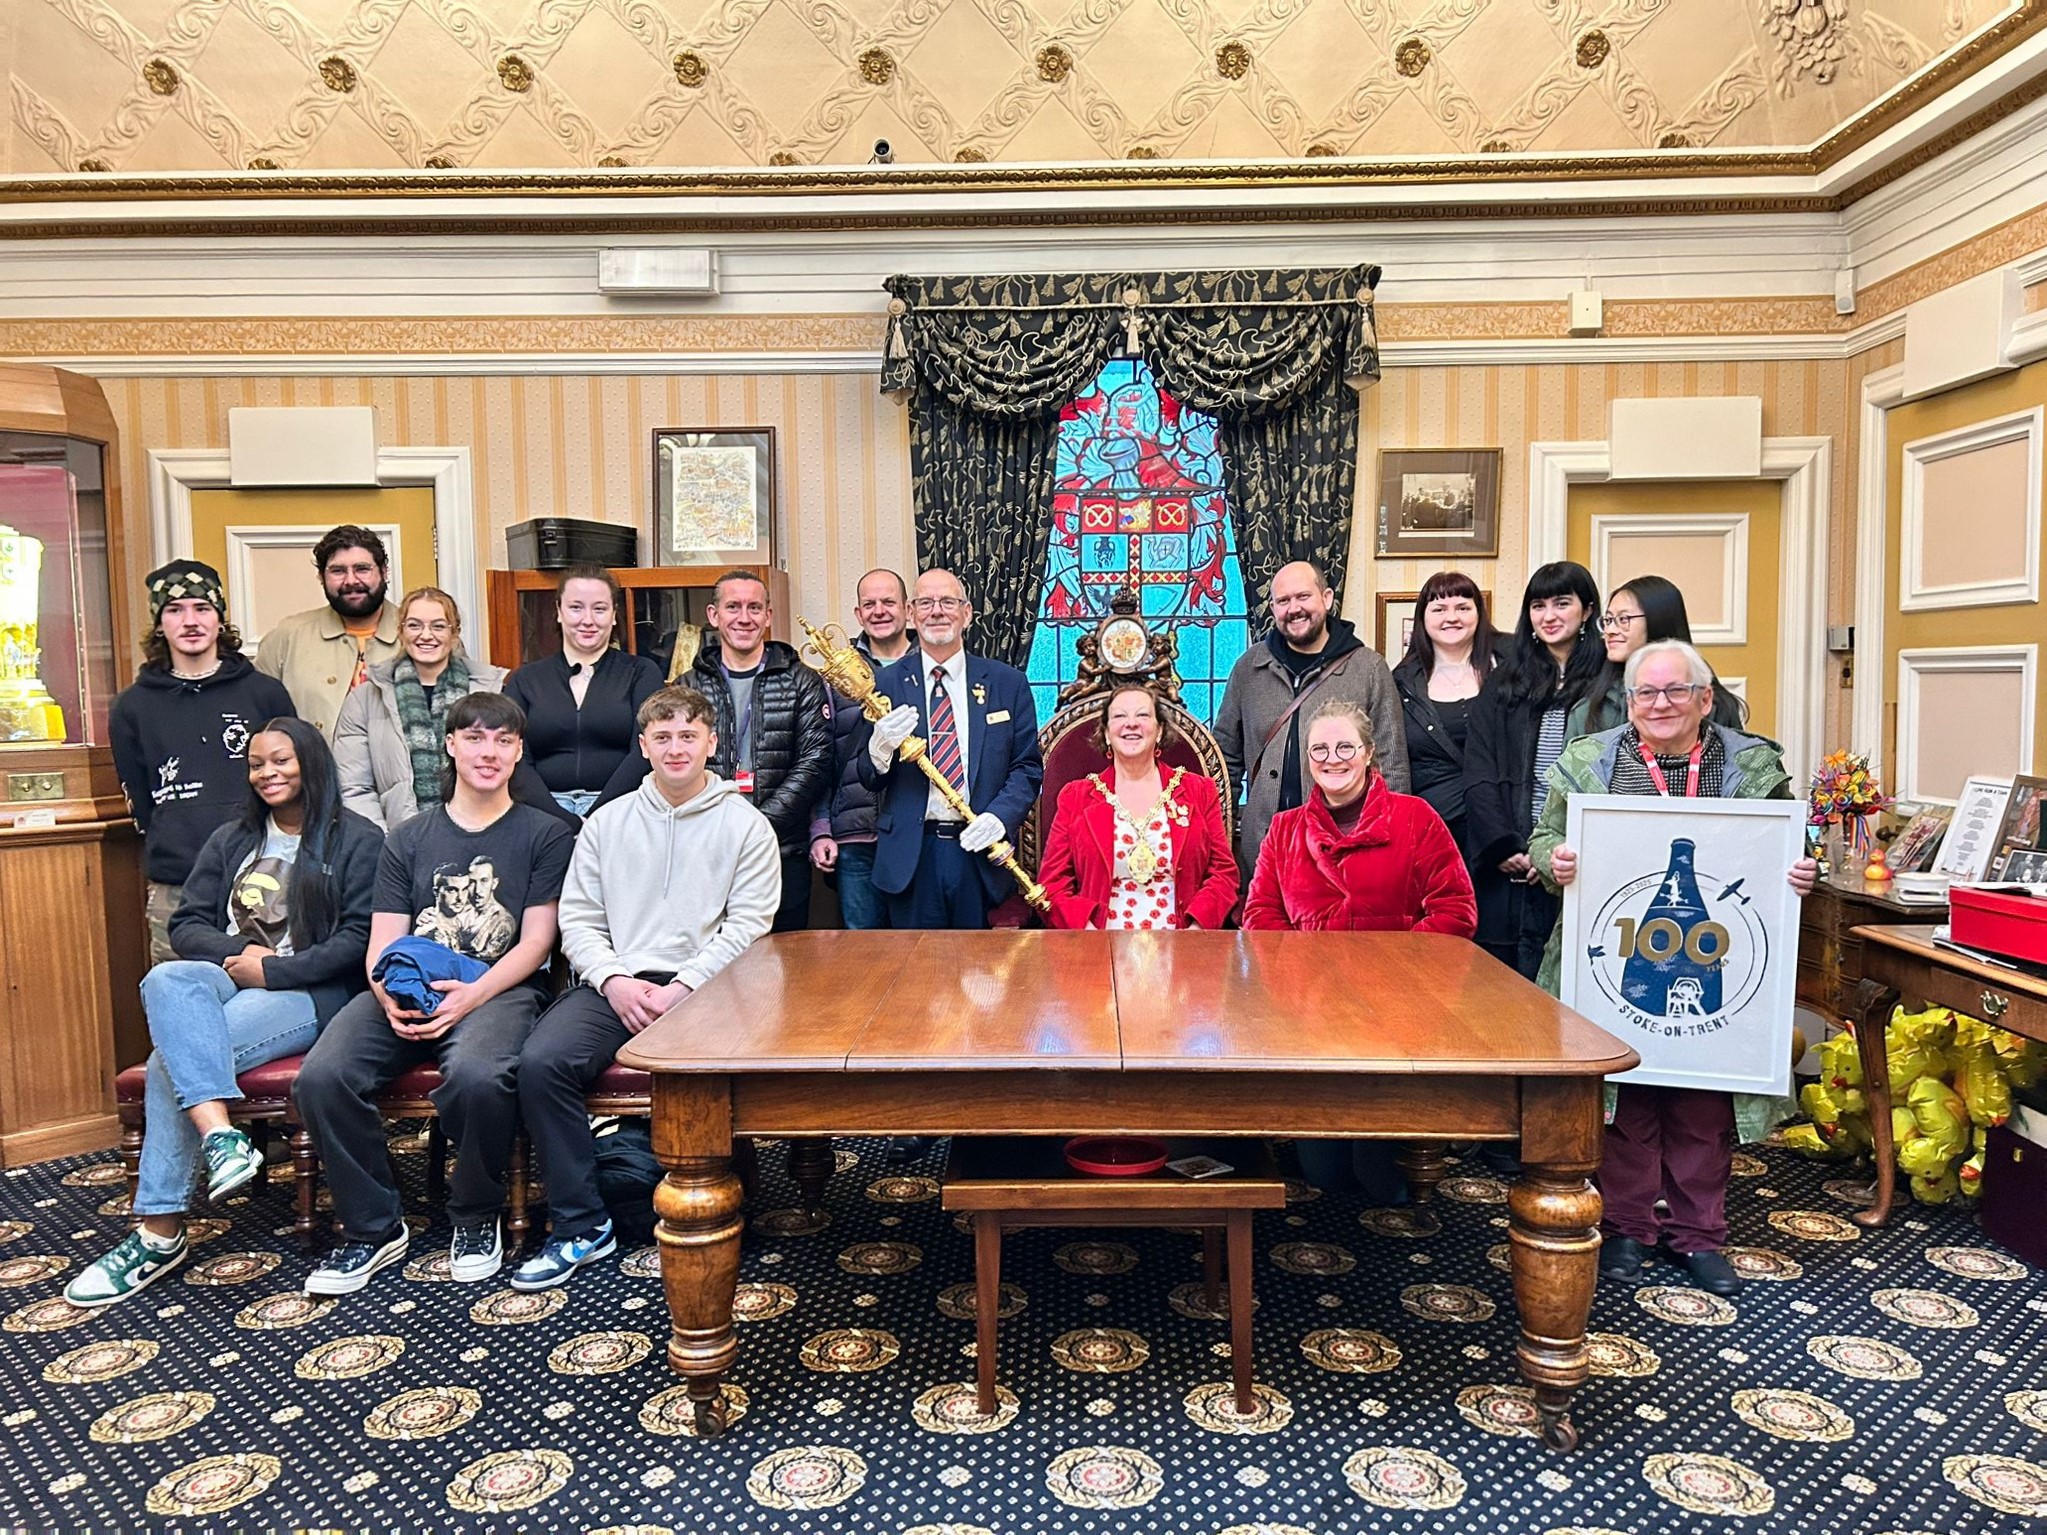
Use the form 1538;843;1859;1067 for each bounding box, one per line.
1796;874;1947;1026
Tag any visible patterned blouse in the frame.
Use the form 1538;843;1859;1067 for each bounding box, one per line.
1102;781;1180;932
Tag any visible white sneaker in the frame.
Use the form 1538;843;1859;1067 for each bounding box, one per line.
448;1218;503;1283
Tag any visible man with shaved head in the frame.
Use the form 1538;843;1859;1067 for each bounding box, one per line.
855;568;1042;931
1215;560;1408;877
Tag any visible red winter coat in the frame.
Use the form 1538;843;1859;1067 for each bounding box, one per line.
1242;775;1477;936
1039;769;1241;931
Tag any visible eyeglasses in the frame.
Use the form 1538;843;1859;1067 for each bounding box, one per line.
402;620;453;636
1627;683;1705;705
1598;612;1646;631
1308;742;1364;763
910;596;966;614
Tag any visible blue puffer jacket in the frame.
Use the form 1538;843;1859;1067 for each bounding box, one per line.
371;936;488;1015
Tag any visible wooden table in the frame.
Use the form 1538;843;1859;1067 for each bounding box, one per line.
1847;924;2047;1226
617;929;1638;1450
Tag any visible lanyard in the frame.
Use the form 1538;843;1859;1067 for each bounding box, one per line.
1640;737;1705;798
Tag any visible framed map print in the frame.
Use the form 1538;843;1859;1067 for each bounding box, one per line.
654;427;776;565
1559;795;1805;1096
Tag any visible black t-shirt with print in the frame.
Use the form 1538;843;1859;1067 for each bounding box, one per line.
373;803;575;990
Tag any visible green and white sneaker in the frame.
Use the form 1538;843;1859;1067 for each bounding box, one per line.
201;1127;263;1201
65;1228;187;1309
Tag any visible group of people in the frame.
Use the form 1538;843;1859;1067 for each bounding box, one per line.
78;524;1812;1314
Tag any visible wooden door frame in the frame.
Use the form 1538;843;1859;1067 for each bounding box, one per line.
147;445;479;654
1527;435;1830;785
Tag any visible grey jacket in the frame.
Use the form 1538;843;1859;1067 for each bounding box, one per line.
333;656;508;829
1214;623;1410;870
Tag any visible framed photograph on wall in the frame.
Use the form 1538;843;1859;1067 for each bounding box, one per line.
1376;589;1493;658
1376;449;1502;557
1558;795;1806;1096
653;427;776;566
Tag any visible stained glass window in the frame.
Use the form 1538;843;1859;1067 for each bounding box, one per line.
1026;358;1249;724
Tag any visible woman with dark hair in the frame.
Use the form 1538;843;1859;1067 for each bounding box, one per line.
1391;571;1504;860
68;718;382;1307
503;563;663;816
1038;683;1239;931
1571;574;1748;739
1464;560;1603;979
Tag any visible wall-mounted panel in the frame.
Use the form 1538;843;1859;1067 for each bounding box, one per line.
1899;406;2042;611
1591;514;1750;645
1895;645;2036;804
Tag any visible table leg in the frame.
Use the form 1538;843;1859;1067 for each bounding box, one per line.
974;1215;1001;1418
1848;978;1902;1229
1226;1209;1254;1416
1509;1162;1602;1453
651;1077;744;1437
787;1137;834;1218
1396;1140;1451;1204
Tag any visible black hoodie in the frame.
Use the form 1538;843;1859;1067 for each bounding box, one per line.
109;655;299;884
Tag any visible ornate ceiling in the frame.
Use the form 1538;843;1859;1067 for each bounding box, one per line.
3;0;2019;175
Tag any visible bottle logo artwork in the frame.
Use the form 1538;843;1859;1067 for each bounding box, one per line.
1585;837;1770;1039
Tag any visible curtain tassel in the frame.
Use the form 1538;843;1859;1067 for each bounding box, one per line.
1120;286;1145;356
886;297;911;362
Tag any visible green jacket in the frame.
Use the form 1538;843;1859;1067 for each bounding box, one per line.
1528;723;1798;1143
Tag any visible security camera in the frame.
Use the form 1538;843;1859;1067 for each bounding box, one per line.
869;139;894;165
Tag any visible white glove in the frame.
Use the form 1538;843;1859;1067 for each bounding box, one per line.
960;811;1006;853
867;704;919;772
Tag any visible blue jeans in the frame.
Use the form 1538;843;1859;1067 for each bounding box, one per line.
835;841;888;930
134;961;320;1217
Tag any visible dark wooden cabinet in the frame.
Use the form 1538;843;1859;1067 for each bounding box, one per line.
485;565;791;676
1796;875;1947;1026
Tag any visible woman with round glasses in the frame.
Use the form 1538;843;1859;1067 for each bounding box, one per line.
335;587;519;828
1529;639;1815;1298
1571;574;1746;740
1038;683;1239;931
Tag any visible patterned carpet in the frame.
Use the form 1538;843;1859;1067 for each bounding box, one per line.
0;1129;2044;1533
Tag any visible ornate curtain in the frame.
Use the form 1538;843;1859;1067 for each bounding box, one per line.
883;264;1381;666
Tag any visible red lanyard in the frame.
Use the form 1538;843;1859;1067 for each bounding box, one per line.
1640;737;1705;798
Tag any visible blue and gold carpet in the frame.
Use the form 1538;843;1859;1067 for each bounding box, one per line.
0;1132;2043;1532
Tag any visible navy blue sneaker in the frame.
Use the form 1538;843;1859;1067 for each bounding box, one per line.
510;1220;616;1291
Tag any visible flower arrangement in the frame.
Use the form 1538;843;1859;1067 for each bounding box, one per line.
1808;749;1890;860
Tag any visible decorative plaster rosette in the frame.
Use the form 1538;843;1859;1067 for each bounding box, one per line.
747;1445;866;1510
90;1390;215;1443
1052;1328;1150;1373
446;1448;573;1514
43;1337;159;1383
1183;1382;1294;1435
1045;1445;1164;1509
1805;1334;1922;1381
1300;1328;1401;1373
548;1331;652;1375
640;1383;750;1437
294;1334;405;1380
1634;1286;1738;1326
145;1454;281;1516
365;1386;481;1440
912;1381;1020;1434
1642;1453;1775;1516
1342;1446;1465;1509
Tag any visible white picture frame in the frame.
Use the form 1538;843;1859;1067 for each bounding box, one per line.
1559;795;1805;1097
1931;775;2014;882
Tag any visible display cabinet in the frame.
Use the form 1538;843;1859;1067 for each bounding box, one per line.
484;564;792;675
0;365;149;1164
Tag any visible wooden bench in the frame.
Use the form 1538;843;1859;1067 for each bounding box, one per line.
941;1135;1285;1417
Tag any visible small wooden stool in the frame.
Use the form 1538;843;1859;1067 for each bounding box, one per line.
941;1136;1286;1416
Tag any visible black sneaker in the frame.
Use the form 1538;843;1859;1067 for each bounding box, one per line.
449;1218;503;1283
305;1230;409;1296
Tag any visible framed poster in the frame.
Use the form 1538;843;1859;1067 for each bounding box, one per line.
1375;449;1501;557
653;427;776;565
1987;773;2047;878
1375;588;1493;657
1559;795;1805;1096
1931;775;2014;882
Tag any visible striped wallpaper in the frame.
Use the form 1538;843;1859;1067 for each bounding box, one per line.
100;357;1874;743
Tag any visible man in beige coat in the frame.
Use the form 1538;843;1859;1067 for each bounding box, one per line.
256;525;402;739
1215;560;1409;879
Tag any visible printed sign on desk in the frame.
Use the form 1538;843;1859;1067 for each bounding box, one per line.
1560;795;1805;1096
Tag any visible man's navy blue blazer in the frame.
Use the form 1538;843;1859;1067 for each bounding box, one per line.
852;649;1044;901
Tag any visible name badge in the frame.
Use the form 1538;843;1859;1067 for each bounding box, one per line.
733;768;756;793
985;710;1011;724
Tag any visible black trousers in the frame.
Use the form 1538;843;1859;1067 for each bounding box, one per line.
773;848;811;933
519;983;640;1241
296;987;538;1240
884;827;990;930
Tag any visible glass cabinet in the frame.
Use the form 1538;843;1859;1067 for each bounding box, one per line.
0;430;117;747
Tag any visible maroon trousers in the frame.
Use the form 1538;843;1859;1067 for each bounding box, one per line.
1599;1083;1735;1253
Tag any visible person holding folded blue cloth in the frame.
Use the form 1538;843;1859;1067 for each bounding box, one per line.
296;692;574;1298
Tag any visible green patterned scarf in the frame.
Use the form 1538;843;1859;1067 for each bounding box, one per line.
392;653;472;813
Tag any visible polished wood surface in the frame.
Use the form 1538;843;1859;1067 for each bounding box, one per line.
1846;923;2047;1229
1797;875;1945;1027
484;564;792;671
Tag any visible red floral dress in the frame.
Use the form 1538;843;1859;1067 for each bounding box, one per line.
1104;796;1178;931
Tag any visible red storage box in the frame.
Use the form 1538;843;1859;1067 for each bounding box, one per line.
1979;1122;2047;1270
1948;885;2047;966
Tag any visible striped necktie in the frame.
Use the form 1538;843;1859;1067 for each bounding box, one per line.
926;664;966;795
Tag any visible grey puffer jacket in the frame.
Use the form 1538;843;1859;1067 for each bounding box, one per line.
333;657;508;830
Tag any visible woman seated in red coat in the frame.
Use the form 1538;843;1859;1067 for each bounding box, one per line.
1038;683;1240;931
1243;699;1477;1196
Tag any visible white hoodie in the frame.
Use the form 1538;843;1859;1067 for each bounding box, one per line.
559;772;782;994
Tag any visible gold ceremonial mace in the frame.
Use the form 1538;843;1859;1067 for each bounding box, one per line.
799;618;1051;913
